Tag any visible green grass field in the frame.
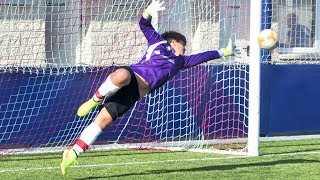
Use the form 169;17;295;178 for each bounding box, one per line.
1;138;320;179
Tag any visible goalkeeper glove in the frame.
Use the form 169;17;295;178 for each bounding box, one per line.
144;0;166;18
220;38;234;57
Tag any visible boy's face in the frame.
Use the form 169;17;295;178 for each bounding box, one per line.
170;39;186;55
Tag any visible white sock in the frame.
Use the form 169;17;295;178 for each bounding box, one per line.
93;76;120;101
73;144;85;156
73;122;102;156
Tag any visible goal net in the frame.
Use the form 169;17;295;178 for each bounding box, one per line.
0;0;253;155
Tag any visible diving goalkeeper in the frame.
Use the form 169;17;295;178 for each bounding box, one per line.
61;0;234;175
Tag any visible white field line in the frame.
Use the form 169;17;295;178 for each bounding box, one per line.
1;151;320;173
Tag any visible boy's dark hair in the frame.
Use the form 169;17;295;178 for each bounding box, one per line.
161;31;187;46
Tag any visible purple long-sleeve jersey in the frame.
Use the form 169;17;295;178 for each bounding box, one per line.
130;16;222;90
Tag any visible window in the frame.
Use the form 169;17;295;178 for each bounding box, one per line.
1;0;34;6
276;0;320;54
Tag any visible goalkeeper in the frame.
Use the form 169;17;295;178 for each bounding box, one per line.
61;0;234;175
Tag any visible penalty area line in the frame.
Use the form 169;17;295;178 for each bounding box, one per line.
1;151;320;173
0;155;245;173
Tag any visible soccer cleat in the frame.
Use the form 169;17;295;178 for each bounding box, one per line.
60;149;78;175
221;38;234;57
77;98;102;117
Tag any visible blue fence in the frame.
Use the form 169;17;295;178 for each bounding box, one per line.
261;64;320;136
0;65;249;147
1;64;320;147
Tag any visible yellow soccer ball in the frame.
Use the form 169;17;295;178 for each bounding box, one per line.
258;29;278;50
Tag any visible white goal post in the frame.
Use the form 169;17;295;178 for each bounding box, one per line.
248;0;262;156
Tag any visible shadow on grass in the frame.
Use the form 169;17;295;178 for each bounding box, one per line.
261;142;320;148
260;141;320;155
262;148;320;155
83;149;176;158
1;149;174;162
73;159;320;179
1;154;61;162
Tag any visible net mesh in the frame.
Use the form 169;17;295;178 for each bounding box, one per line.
0;0;251;155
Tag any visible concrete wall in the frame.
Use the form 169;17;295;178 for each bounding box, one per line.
0;0;240;67
0;5;46;67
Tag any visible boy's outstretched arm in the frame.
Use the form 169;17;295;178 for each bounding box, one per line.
183;38;235;68
139;0;166;45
